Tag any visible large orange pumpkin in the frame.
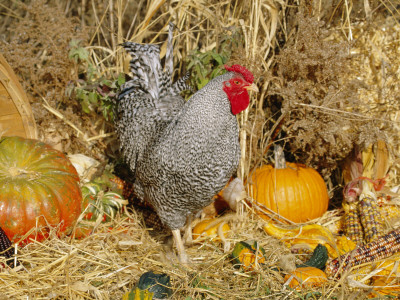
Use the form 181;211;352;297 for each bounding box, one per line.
248;146;329;223
0;136;82;243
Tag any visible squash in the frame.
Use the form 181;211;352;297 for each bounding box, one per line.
0;136;82;244
368;254;400;298
231;240;266;272
369;278;400;298
263;222;338;258
122;288;153;300
81;182;127;223
73;181;127;239
335;235;357;257
249;146;329;223
122;271;172;300
137;271;172;299
192;218;230;242
296;244;328;270
284;266;328;290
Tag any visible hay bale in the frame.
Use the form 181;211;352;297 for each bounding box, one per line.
0;53;37;139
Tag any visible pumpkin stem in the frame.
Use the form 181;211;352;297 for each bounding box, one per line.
274;145;286;169
8;167;41;180
8;167;20;177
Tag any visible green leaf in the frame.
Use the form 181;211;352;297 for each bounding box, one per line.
186;60;195;71
75;88;85;101
88;92;98;105
202;54;212;65
194;64;203;79
81;100;91;114
117;73;126;86
198;78;208;89
87;64;98;81
69;46;89;62
210;68;224;80
103;106;113;121
210;52;224;65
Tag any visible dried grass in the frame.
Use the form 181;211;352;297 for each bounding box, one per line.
1;0;400;298
0;206;375;299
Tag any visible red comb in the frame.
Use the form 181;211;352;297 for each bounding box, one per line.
224;64;254;83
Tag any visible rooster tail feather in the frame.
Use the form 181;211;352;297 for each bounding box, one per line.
121;42;162;99
165;22;174;80
120;24;191;100
171;71;192;95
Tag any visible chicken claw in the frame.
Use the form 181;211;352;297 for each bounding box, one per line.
172;229;191;265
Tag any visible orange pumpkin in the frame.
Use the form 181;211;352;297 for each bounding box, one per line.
248;146;329;223
284;267;328;290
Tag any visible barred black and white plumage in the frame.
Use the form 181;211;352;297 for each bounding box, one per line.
115;23;258;263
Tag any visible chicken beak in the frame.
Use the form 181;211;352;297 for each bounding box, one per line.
244;83;259;93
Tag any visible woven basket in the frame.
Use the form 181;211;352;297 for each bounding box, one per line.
0;53;37;139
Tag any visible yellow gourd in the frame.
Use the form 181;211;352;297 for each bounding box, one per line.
263;222;338;258
192;218;230;242
284;267;328;290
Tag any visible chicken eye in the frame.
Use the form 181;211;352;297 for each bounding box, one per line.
234;80;240;85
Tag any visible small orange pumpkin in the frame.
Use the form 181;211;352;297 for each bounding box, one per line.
248;146;329;223
284;267;328;290
192;218;230;242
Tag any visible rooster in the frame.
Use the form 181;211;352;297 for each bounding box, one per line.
115;24;258;263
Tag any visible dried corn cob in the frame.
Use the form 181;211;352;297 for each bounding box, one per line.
109;175;125;190
358;194;384;243
109;176;165;231
343;203;364;244
109;176;135;200
380;204;400;223
326;228;400;277
0;227;18;267
136;206;167;232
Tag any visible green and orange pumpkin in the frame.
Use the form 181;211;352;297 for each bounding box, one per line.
73;182;127;239
231;240;266;272
0;136;82;243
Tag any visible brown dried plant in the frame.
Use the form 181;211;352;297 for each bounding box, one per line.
0;0;87;105
269;12;381;176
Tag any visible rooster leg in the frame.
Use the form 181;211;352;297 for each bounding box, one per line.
172;229;190;264
183;215;193;245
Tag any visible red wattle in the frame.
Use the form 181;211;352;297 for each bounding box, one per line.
230;92;249;115
223;84;250;115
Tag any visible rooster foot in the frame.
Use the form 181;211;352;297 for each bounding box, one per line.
182;215;193;245
172;229;191;265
